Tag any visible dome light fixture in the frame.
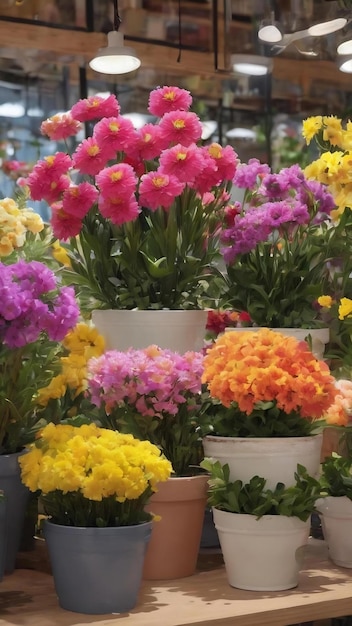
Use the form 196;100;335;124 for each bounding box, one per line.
337;34;352;55
338;54;352;72
308;17;347;37
231;54;273;76
89;0;141;75
258;19;284;43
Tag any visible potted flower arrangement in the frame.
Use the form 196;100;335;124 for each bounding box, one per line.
86;345;208;580
0;258;80;573
19;422;172;614
316;453;352;568
25;86;238;352
219;159;338;357
0;196;51;263
201;458;321;591
302;115;352;362
201;327;338;489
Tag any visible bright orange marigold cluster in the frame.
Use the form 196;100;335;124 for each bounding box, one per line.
202;328;337;420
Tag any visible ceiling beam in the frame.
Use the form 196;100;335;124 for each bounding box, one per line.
0;20;351;92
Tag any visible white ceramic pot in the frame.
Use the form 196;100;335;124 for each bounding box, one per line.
225;327;329;360
213;508;310;591
91;309;208;352
203;434;323;489
316;496;352;568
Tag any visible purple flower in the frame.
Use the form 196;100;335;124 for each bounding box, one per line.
0;260;79;348
87;347;204;419
233;159;270;190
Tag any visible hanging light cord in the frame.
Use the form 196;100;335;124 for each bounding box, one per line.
114;0;122;31
177;0;182;62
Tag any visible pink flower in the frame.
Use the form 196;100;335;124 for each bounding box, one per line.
70;94;120;122
158;110;203;147
98;195;140;225
72;137;114;176
27;153;71;182
95;163;137;200
94;116;137;153
206;143;239;181
191;148;218;195
148;86;192;117
125;124;164;161
27;171;70;203
139;170;184;210
50;203;83;240
62;183;99;218
41;113;81;141
159;143;204;183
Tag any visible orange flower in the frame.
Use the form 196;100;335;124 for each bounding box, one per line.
202;328;337;420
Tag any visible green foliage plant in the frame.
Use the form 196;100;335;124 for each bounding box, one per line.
200;459;321;522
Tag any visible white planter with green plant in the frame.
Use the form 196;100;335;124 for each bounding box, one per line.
201;459;321;591
316;453;352;568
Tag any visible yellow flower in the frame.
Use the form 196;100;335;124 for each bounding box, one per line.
0;198;44;257
339;297;352;320
21;209;44;234
322;116;343;147
302;116;322;144
52;241;71;266
317;295;333;308
63;322;105;358
37;374;67;406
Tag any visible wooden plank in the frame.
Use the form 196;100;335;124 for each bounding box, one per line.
0;20;352;95
2;539;352;626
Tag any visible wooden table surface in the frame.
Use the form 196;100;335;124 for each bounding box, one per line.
0;539;350;626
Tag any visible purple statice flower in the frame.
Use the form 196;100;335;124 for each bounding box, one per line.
0;260;79;348
297;179;336;222
87;347;204;420
220;207;272;263
233;158;270;190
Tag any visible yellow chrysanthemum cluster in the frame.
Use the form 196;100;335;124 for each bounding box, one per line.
19;422;172;500
37;322;105;406
302;115;352;218
202;328;337;419
318;295;352;321
0;197;44;256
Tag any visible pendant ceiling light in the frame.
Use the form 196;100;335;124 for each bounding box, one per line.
89;0;141;75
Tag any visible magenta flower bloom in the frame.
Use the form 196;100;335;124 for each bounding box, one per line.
191;147;219;195
71;94;120;122
159;143;204;183
126;124;164;162
94;116;137;153
98;195;140;225
148;86;192;117
96;163;138;200
27;171;70;204
158;110;203;147
207;143;239;181
72;137;114;176
139;170;184;210
28;85;239;312
41;113;81;141
62;183;99;219
0;260;79;348
234;158;271;189
51;203;83;240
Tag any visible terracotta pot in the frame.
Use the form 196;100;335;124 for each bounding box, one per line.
143;474;208;580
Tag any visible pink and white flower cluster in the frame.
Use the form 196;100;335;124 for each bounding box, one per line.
87;344;204;417
26;86;238;240
0;259;79;348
